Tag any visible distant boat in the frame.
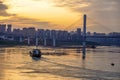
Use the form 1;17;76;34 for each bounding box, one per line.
29;49;41;58
87;45;96;49
91;45;96;49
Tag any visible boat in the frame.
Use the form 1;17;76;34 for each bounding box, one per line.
89;45;96;49
29;49;41;58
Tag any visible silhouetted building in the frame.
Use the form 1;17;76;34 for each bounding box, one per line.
76;28;81;40
87;32;91;36
7;24;12;33
45;29;51;38
93;32;106;36
22;27;36;37
51;30;57;39
0;23;120;46
108;32;120;36
37;29;45;39
27;27;36;37
0;24;6;33
13;28;21;36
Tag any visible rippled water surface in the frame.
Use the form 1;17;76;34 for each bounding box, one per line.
0;46;120;80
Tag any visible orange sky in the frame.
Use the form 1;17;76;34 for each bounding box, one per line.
0;0;120;32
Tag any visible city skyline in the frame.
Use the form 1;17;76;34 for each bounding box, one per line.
0;23;120;46
0;0;120;33
0;23;120;36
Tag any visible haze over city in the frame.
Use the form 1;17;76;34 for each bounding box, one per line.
0;0;120;33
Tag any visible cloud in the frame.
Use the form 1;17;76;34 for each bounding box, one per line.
51;0;120;32
0;1;15;16
0;16;58;29
51;0;119;12
0;0;62;30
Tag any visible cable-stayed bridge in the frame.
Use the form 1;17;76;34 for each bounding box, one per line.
0;14;120;47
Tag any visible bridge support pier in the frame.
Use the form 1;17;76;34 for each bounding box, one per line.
53;38;56;47
44;38;47;46
19;36;23;42
28;37;30;46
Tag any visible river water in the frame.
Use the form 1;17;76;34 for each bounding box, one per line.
0;46;120;80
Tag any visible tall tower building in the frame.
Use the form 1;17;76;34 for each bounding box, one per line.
77;28;81;36
7;24;12;33
76;28;81;40
0;24;6;33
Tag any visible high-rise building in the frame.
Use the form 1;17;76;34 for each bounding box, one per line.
51;30;56;38
21;27;36;37
0;24;6;33
22;28;28;37
13;28;21;36
27;27;36;37
45;29;51;38
76;28;81;40
76;28;81;36
7;24;12;33
37;29;45;38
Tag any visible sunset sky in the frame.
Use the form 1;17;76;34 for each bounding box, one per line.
0;0;120;32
